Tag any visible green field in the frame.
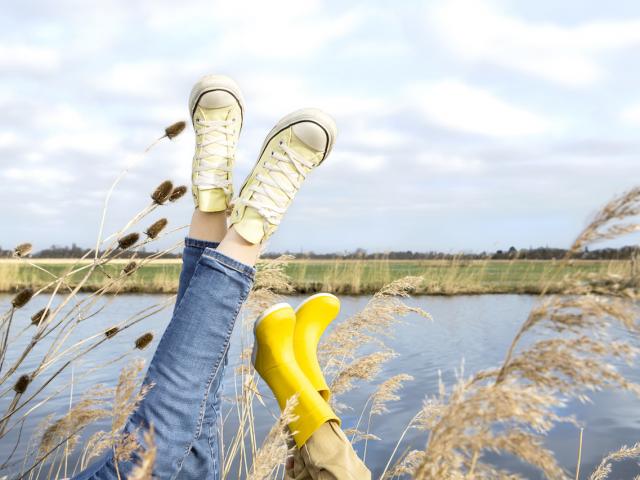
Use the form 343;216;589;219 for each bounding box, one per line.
0;258;630;295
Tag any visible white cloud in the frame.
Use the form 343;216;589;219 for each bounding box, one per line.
329;150;386;171
429;0;640;87
621;103;640;126
417;152;486;174
411;80;553;136
0;44;60;72
3;166;75;185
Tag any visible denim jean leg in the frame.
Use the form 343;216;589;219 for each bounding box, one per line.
175;238;226;479
73;249;255;480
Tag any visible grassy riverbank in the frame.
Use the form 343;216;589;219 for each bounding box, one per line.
0;258;631;295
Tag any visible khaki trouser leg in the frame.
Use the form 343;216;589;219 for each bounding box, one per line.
285;422;371;480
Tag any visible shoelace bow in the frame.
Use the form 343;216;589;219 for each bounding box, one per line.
238;142;315;225
193;118;236;192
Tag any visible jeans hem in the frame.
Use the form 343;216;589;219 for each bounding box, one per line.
185;237;221;250
201;248;256;279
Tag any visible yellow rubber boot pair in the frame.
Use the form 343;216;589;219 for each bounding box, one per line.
252;293;340;447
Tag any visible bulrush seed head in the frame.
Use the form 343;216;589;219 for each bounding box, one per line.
164;121;186;139
117;233;140;250
145;218;168;239
169;185;187;202
12;288;33;309
105;327;119;338
151;180;174;204
123;261;138;275
135;332;154;350
14;243;32;257
14;374;30;394
31;308;49;326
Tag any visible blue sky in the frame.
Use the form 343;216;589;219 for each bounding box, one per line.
1;0;640;253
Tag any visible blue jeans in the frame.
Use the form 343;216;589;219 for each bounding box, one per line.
74;238;255;479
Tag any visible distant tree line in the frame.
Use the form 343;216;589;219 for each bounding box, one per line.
0;244;638;261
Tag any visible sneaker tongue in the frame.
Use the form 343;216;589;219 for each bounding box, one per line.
234;207;265;244
195;105;234;184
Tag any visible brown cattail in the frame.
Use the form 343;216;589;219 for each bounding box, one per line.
164;121;186;139
145;218;168;239
135;332;154;350
123;261;138;276
13;374;30;394
105;327;119;338
117;233;140;250
12;288;33;309
169;185;188;202
151;180;174;205
31;308;49;326
13;243;32;258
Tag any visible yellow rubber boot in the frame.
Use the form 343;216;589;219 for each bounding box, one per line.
294;293;340;402
252;303;339;447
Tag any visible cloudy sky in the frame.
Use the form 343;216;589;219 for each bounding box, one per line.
2;0;640;254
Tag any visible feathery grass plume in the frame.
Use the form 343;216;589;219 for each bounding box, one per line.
37;386;113;459
30;307;49;326
164;121;186;140
123;261;138;276
371;373;414;415
118;232;140;250
331;351;396;398
144;218;168;239
247;394;299;480
127;426;157;480
569;187;640;256
245;255;295;317
13;243;32;258
382;450;424;479
13;374;30;394
169;185;187;202
411;189;640;479
151;180;174;205
589;442;640;480
135;332;154;350
105;326;119;338
11;288;33;308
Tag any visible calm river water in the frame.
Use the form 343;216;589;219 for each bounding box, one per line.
1;293;639;479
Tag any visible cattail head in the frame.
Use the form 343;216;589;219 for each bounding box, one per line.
31;308;49;326
123;261;138;276
164;121;186;139
105;326;119;338
145;218;168;239
13;243;32;258
14;374;30;394
117;233;140;250
135;332;154;350
12;288;33;309
151;180;174;205
169;185;187;202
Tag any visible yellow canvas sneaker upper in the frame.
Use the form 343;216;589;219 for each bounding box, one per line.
189;75;244;212
230;108;336;244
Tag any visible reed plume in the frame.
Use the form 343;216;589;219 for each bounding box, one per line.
13;243;32;258
169;185;188;202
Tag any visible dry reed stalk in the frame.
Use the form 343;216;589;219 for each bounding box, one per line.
247;395;298;480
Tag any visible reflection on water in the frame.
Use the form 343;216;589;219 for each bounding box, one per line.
1;293;639;478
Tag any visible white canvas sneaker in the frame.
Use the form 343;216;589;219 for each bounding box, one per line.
230;108;337;244
189;75;244;212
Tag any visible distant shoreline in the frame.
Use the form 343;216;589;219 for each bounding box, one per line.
0;258;630;296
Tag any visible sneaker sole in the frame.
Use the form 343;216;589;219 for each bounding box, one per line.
258;108;337;165
188;74;246;125
251;302;292;367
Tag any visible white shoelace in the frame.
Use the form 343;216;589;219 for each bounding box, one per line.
238;142;315;225
193;118;236;191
